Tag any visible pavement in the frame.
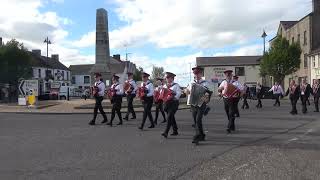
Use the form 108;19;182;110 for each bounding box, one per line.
0;99;320;180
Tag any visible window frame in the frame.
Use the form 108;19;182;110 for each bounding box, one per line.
84;76;90;84
235;67;245;76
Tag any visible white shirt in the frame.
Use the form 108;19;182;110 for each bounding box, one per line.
269;85;284;95
95;81;106;97
141;80;154;97
127;79;138;94
163;82;181;100
219;79;241;98
111;83;123;95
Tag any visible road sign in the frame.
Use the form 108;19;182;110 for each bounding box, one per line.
19;80;39;96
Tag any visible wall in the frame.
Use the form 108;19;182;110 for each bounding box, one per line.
310;53;320;85
72;75;91;89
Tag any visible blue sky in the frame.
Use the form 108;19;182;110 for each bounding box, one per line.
0;0;312;85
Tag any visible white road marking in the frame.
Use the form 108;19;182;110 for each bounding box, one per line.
235;163;249;171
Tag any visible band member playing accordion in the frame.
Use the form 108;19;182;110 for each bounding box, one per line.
285;80;300;115
300;79;312;114
185;66;212;144
218;70;242;133
106;75;124;126
89;73;108;125
268;82;284;106
161;72;181;138
123;72;138;120
232;75;243;117
138;72;155;130
154;78;167;125
312;79;320;112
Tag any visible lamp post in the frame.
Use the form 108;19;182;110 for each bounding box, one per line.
44;37;51;78
261;30;267;55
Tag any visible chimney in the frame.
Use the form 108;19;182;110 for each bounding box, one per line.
32;49;41;57
314;0;320;14
51;54;59;61
0;37;2;46
113;54;121;61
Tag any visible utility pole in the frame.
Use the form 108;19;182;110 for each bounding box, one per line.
44;37;51;77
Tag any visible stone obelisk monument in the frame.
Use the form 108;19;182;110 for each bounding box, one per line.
90;8;112;85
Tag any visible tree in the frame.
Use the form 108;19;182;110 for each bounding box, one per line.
260;36;301;83
151;66;164;80
133;66;144;81
0;39;34;84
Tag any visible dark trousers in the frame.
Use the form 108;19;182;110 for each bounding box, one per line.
242;95;249;109
110;96;122;123
290;97;298;114
234;97;240;116
223;98;237;131
257;97;262;108
314;96;319;112
164;100;179;134
301;95;308;113
125;94;136;118
141;96;154;128
155;101;166;123
273;94;281;106
93;96;107;121
191;104;206;139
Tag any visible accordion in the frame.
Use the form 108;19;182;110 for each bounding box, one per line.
91;86;99;97
107;88;116;99
159;88;174;103
137;87;147;100
123;82;132;94
187;83;208;107
154;89;161;103
223;83;240;98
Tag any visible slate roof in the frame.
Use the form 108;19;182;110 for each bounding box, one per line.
280;21;298;30
69;64;93;75
196;56;262;67
31;53;69;71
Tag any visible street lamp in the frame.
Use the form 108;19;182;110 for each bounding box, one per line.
44;37;52;78
261;30;267;55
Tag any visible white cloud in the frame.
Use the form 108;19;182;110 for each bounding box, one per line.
108;0;311;49
70;31;95;48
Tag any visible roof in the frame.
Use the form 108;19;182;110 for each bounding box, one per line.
309;48;320;56
31;53;69;71
69;64;93;75
196;56;262;67
280;21;298;30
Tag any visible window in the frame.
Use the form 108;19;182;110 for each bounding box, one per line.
292;37;294;44
38;69;41;78
304;31;307;45
312;56;316;68
304;54;308;68
62;71;65;80
84;76;90;84
297;34;300;44
66;72;69;81
235;67;245;76
71;76;76;84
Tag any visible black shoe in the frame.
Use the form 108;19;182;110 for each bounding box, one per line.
161;120;167;123
138;126;143;130
235;114;240;117
117;122;123;125
245;107;249;109
101;119;108;124
106;122;112;126
161;133;168;138
199;135;206;141
170;132;178;136
131;117;136;120
192;124;196;128
192;139;199;144
314;110;319;112
88;120;95;125
123;117;128;121
148;125;155;128
226;129;231;133
154;121;157;125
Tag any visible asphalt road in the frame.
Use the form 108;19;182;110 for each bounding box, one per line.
1;99;320;180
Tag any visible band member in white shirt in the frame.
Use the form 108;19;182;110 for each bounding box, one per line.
300;79;312;114
138;72;155;130
186;67;211;144
124;72;138;120
312;79;320;112
107;75;124;126
161;72;181;138
232;75;243;117
268;82;284;106
256;82;263;108
218;70;242;133
154;78;166;125
89;73;108;125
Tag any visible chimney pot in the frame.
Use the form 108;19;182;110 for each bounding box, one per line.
51;54;59;61
32;49;41;57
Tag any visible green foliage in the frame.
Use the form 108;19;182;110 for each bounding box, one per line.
133;66;144;81
151;66;164;80
260;36;302;83
0;39;34;84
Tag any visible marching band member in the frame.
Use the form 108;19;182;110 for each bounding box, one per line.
89;73;108;125
312;79;320;112
256;82;263;108
138;72;155;130
123;72;138;120
285;80;300;115
242;83;250;109
218;70;242;133
232;76;243;117
300;79;312;114
107;75;124;126
154;77;167;125
268;82;284;106
186;66;211;144
161;72;181;138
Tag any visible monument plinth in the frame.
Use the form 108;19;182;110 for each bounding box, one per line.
90;8;112;85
